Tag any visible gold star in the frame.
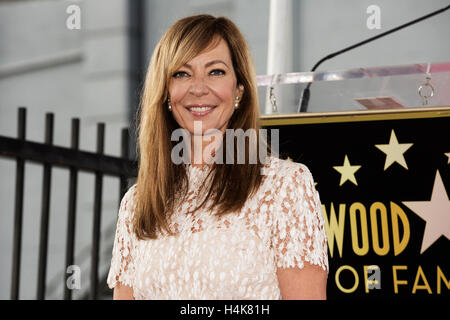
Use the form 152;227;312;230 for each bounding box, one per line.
375;129;413;170
333;155;361;186
402;170;450;254
445;152;450;164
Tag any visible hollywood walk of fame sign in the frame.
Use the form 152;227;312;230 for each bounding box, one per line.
261;107;450;300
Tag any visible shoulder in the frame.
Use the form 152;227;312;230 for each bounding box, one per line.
265;155;315;187
263;155;320;211
118;184;138;219
125;183;138;197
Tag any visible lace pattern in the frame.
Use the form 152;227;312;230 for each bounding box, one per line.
107;189;138;289
106;156;328;299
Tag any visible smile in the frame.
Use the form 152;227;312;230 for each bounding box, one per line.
185;105;217;116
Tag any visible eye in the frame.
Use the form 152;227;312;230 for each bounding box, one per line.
172;71;190;78
209;69;226;76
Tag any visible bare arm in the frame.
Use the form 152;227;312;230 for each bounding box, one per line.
113;283;135;300
277;262;327;300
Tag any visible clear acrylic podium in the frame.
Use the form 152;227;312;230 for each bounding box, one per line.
257;62;450;116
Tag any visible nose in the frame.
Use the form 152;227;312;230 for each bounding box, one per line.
189;75;209;96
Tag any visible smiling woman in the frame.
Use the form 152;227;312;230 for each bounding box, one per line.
107;14;328;300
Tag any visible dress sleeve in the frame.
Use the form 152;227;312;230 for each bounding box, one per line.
107;185;138;289
272;163;328;272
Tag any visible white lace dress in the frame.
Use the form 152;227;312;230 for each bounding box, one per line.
106;155;328;299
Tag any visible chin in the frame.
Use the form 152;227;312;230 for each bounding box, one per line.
186;121;214;133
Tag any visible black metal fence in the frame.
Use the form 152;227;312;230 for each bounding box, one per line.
0;107;137;300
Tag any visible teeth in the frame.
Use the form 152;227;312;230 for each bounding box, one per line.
189;106;214;112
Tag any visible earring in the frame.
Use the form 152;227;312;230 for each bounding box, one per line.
168;97;172;111
234;96;240;110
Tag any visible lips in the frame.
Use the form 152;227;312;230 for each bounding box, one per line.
185;104;217;116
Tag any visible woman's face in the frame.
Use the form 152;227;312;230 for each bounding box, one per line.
168;37;243;136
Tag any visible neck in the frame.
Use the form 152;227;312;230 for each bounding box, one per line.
190;132;223;167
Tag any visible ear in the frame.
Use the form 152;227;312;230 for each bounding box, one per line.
235;84;244;99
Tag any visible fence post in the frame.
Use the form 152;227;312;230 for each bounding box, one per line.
120;128;130;199
90;123;105;300
10;107;26;300
64;118;80;300
37;112;54;300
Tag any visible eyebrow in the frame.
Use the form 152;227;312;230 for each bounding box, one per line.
183;60;230;69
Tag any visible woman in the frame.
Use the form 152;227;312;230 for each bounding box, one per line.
107;14;328;300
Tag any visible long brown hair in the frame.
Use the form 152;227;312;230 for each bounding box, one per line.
133;14;271;240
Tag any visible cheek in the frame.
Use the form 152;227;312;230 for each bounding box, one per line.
169;83;189;104
212;82;237;103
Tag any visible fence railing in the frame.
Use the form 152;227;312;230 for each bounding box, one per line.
0;107;138;300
